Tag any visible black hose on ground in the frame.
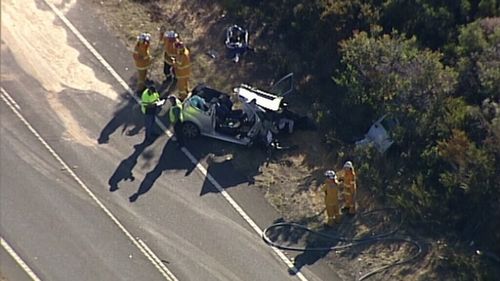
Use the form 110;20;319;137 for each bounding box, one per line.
262;208;422;281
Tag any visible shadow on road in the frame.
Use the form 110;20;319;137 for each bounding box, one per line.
199;153;249;196
184;137;266;196
129;139;196;202
97;92;144;144
108;141;158;192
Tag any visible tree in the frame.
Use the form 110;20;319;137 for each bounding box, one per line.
334;29;457;145
333;28;500;258
456;17;500;104
381;0;500;50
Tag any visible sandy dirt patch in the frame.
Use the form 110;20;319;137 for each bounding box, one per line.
1;0;119;146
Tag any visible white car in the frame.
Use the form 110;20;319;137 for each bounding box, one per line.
234;72;294;112
355;115;399;153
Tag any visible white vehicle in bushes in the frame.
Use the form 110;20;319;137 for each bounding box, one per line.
355;115;399;153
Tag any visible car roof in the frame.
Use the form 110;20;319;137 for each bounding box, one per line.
192;84;229;102
235;85;283;111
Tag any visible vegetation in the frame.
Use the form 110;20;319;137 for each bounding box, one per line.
215;0;499;279
127;0;498;278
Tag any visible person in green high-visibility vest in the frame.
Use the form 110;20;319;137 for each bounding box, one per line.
140;86;162;144
167;95;184;147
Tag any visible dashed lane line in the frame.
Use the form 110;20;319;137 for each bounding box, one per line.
1;90;178;281
40;1;310;280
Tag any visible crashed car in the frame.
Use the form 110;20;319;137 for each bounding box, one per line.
235;73;315;134
181;85;263;146
180;73;297;147
355;115;399;153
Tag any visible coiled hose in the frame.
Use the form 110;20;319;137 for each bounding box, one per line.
262;208;422;280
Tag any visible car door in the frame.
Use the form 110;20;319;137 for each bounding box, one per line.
269;72;294;97
208;103;217;133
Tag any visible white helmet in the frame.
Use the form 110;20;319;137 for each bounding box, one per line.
165;30;178;39
137;33;151;42
343;161;354;170
324;170;337;180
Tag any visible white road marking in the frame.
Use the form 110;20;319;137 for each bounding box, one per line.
1;237;43;281
1;87;20;110
1;89;178;281
39;1;310;280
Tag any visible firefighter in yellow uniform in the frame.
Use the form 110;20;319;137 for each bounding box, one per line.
163;30;180;81
173;41;192;101
341;161;357;214
133;33;153;94
321;170;341;226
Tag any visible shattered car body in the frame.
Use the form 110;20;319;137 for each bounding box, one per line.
180;73;313;149
181;85;263;146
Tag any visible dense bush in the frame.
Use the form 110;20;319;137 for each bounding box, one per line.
216;0;500;275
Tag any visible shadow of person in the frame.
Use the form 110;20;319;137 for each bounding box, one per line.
290;227;341;275
97;92;143;144
129;139;196;202
108;143;149;192
264;216;340;276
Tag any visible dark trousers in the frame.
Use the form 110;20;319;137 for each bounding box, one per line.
144;114;155;140
173;122;184;146
164;63;174;80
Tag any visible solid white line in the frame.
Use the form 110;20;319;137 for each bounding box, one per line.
1;87;20;110
137;238;178;281
182;148;307;279
41;0;134;96
1;237;43;281
41;1;309;280
1;90;177;281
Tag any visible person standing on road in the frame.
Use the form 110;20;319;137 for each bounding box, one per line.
133;33;153;94
140;86;163;144
320;170;341;227
340;161;357;215
168;95;184;147
173;41;192;101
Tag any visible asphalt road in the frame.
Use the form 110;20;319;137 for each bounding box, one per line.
0;0;339;280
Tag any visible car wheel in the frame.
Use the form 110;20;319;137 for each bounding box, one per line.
182;122;200;139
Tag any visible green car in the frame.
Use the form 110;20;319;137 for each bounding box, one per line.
181;73;294;147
